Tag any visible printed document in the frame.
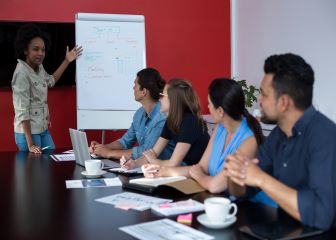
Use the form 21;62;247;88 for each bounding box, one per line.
51;154;75;161
120;218;214;240
65;177;122;188
151;199;205;216
95;192;172;211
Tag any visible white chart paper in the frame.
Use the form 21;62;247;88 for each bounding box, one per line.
120;218;214;240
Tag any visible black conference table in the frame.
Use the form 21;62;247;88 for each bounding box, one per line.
0;150;335;240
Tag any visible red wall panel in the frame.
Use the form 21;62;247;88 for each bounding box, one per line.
0;0;230;151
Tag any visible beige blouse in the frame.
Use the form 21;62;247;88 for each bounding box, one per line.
12;59;55;134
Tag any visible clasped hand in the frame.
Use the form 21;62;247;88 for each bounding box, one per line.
225;151;262;187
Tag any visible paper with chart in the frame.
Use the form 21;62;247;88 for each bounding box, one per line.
65;178;122;188
151;199;205;216
51;154;75;161
95;192;172;211
76;14;145;111
120;218;214;240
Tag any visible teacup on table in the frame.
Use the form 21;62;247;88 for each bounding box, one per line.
84;160;104;175
204;197;237;223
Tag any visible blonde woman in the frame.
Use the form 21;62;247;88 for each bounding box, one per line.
121;78;209;169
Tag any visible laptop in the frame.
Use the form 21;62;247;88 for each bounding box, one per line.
69;128;120;169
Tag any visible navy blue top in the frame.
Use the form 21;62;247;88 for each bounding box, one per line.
160;112;210;166
248;106;336;229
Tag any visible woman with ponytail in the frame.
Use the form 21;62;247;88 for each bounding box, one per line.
142;78;264;194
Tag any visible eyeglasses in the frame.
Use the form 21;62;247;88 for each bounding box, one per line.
159;92;168;97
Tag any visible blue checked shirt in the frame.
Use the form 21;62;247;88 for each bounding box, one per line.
118;102;175;159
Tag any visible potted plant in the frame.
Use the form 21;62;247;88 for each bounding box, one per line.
236;79;260;108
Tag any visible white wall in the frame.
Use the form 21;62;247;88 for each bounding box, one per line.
232;0;336;122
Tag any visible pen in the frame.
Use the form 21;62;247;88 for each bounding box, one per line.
121;155;132;166
42;146;51;150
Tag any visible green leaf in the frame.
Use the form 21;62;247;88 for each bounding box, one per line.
235;79;260;108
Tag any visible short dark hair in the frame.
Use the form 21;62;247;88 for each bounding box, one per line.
15;23;51;60
264;53;314;110
137;68;165;100
209;78;264;146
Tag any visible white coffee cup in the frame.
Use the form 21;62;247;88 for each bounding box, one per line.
204;197;238;223
85;160;104;174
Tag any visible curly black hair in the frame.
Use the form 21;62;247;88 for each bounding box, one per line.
14;23;51;60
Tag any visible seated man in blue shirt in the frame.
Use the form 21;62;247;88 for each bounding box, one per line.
90;68;175;160
225;53;336;230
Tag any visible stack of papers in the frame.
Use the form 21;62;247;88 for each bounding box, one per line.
51;150;76;161
151;199;204;216
95;192;172;211
120;218;214;240
51;154;75;161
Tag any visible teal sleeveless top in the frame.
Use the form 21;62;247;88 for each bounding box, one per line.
208;117;253;176
207;117;278;208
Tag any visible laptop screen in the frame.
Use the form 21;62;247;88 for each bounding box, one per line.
69;128;91;166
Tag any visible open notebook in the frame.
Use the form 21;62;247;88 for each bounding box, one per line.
124;176;205;195
129;176;187;187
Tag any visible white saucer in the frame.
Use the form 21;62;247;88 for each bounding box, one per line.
197;214;237;229
81;170;106;178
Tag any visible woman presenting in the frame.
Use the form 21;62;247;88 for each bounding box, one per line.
12;24;82;153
